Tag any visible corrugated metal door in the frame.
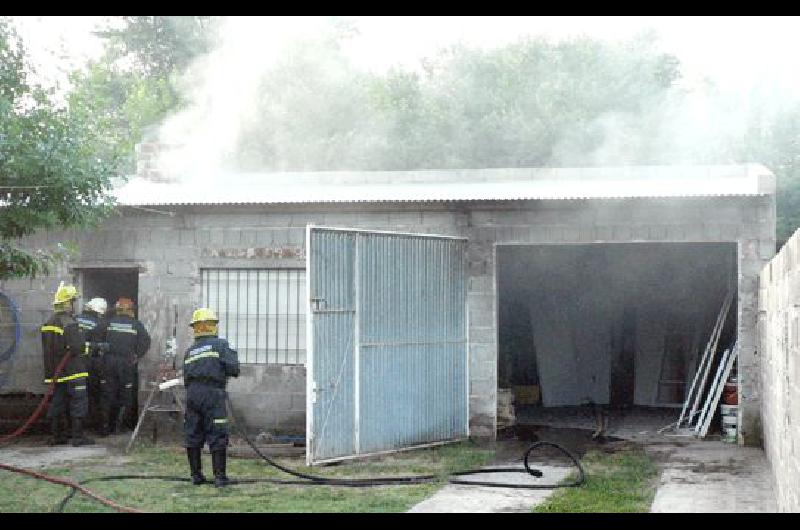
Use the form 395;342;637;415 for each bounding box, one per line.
307;227;468;464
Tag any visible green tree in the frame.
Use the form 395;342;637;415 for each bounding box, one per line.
0;18;120;280
232;32;682;172
67;16;218;173
739;105;800;243
94;16;218;78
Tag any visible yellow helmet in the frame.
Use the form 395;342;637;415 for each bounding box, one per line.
190;308;218;326
53;282;79;306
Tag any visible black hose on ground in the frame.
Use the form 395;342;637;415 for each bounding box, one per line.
226;395;586;489
53;396;586;512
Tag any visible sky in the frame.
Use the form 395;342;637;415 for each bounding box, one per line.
11;16;800;97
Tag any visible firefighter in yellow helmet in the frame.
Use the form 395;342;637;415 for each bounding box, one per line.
100;297;151;436
183;308;239;487
41;282;93;446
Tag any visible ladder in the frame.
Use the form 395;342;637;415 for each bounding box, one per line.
126;377;184;453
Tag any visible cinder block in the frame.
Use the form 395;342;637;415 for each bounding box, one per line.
468;275;493;294
760;240;777;260
469;326;495;344
223;229;241;246
612;225;632;240
469;378;495;398
470;343;495;364
210;228;224;245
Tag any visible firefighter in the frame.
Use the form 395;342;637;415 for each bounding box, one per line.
76;297;108;434
183;308;240;487
101;298;151;436
41;282;94;446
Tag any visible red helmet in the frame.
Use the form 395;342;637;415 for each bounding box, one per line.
115;298;135;312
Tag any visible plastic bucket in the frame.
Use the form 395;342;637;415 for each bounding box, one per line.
722;426;737;441
722;383;738;405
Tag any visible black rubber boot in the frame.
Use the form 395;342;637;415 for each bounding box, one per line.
104;405;117;435
211;449;230;488
187;447;206;485
71;418;95;446
48;417;68;445
115;407;128;433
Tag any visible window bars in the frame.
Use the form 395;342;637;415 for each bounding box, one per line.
201;269;306;364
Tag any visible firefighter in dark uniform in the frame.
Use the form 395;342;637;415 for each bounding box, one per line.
76;297;108;433
101;297;151;435
41;282;94;446
183;308;240;487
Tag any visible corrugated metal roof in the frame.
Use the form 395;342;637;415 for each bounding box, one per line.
113;164;775;206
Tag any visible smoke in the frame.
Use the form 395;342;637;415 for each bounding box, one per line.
156;17;334;179
153;16;800;179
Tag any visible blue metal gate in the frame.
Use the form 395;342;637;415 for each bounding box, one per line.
307;227;468;464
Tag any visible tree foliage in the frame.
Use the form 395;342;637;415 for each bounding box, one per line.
68;16;219;173
0;18;120;280
234;33;682;171
738;105;800;242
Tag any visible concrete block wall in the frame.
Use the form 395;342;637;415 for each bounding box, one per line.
759;228;800;512
464;196;776;442
1;195;775;444
1;205;465;435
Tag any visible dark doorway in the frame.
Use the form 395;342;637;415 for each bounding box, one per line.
497;242;737;410
80;268;139;318
610;306;637;407
79;268;140;429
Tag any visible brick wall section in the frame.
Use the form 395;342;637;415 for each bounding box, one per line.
0;196;775;442
759;228;800;511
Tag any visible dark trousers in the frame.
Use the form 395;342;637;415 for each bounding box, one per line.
88;356;104;428
184;382;229;451
101;354;136;424
47;379;89;420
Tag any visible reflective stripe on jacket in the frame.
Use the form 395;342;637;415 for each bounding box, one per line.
41;312;86;382
183;336;240;387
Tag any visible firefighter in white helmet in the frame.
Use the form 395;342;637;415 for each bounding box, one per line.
76;297;109;434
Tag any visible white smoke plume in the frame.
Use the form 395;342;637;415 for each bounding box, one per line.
153;16;800;178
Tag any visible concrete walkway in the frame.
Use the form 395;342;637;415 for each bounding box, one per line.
649;439;777;512
408;463;572;513
0;444;108;469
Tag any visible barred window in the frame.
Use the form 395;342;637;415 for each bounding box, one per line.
201;269;306;364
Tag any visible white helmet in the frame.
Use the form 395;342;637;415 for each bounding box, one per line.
85;297;108;315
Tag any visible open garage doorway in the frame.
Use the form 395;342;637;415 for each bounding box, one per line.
497;242;737;437
77;267;141;429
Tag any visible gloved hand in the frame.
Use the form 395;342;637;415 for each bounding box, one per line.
90;342;110;355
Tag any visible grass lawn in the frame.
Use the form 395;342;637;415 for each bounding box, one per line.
0;441;494;513
533;447;660;513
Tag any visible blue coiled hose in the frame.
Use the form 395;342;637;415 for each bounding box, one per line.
0;291;21;389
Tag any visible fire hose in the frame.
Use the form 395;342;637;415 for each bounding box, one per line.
3;370;585;511
0;462;143;513
0;352;72;445
52;395;585;512
0;351;144;513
